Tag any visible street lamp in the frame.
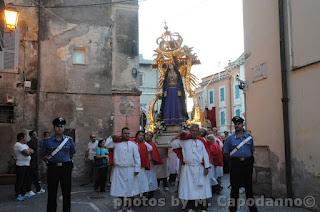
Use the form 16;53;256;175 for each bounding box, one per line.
0;2;19;50
4;4;19;31
236;74;248;129
236;74;247;91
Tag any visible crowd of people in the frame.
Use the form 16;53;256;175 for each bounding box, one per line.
83;125;232;212
13;116;257;212
13;130;46;201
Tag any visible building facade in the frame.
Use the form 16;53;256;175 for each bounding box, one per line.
0;0;140;178
138;54;160;128
243;0;320;209
196;54;245;133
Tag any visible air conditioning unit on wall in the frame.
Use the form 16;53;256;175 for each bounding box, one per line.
24;79;37;91
24;80;32;89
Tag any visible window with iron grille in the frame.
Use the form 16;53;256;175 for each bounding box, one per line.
0;105;14;123
137;72;143;86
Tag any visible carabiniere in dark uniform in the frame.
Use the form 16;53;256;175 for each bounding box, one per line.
224;116;258;212
42;117;76;212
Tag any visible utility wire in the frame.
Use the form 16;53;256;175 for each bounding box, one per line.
47;0;138;8
30;0;68;24
12;0;140;8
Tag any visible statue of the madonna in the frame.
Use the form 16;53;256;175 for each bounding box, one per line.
159;63;188;126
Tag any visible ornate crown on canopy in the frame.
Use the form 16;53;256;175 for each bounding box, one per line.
156;24;183;52
146;24;201;132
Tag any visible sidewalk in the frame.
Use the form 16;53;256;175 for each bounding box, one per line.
0;175;312;212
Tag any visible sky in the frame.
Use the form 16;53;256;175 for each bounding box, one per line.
139;0;244;80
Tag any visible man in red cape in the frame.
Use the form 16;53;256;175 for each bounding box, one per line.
172;129;212;165
144;131;163;198
145;131;162;165
170;124;212;211
134;131;152;196
105;127;141;211
207;134;224;194
211;128;224;192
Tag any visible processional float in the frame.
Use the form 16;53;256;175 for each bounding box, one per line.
146;24;202;146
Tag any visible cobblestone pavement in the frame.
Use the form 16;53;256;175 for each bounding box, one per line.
0;175;312;212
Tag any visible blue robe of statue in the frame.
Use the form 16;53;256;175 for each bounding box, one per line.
159;65;188;126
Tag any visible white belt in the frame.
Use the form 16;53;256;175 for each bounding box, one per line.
115;164;135;167
183;163;202;166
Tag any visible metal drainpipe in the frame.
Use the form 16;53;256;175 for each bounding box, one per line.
35;0;41;132
278;0;293;198
229;74;232;132
243;89;247;130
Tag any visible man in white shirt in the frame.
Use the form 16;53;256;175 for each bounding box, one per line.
85;133;98;186
106;127;141;212
14;132;36;201
171;124;212;212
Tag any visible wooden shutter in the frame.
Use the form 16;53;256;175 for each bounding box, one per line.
0;30;19;72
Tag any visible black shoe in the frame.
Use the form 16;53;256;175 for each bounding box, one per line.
229;207;237;212
212;185;220;194
249;206;258;212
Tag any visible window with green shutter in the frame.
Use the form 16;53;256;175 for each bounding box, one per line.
220;87;225;102
235;85;240;99
209;90;214;104
221;111;226;126
235;109;241;117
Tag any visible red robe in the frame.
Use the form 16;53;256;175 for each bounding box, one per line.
197;136;213;165
108;135;132;166
136;141;151;170
211;142;223;166
172;132;211;165
146;140;163;165
214;134;224;148
130;137;151;170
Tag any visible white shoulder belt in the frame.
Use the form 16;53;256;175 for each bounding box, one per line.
230;136;252;156
47;137;69;160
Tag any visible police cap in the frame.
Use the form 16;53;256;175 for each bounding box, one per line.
52;117;66;127
232;116;244;124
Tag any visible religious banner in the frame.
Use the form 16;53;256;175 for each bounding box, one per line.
206;107;216;127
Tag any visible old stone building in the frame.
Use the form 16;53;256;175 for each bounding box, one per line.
0;0;140;178
138;54;160;128
243;0;320;209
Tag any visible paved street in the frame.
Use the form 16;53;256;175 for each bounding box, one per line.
0;175;311;212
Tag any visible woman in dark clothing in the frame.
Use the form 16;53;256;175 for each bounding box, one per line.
94;140;109;192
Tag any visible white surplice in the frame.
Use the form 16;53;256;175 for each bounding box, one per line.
106;136;141;197
146;142;159;192
146;162;158;191
171;138;212;200
137;141;153;193
209;164;218;185
168;147;179;174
